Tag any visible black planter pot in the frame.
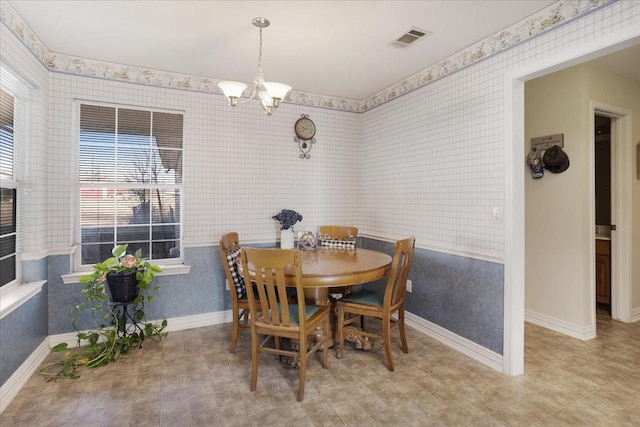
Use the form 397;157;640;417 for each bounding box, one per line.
106;271;140;303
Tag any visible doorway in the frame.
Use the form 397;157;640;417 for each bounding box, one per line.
591;105;633;325
594;114;612;316
505;36;640;376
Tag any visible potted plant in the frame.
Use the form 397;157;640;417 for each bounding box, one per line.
39;244;167;381
272;209;303;249
81;244;162;303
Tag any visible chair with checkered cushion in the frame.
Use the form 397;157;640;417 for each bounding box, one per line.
319;225;358;244
219;232;259;353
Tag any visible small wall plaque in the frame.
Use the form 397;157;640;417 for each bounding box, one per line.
531;133;564;150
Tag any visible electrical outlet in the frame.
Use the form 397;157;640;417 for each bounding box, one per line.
406;279;412;293
225;279;229;291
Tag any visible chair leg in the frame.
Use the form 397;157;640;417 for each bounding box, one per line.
250;327;259;392
322;316;330;369
398;308;409;353
336;303;345;359
298;336;307;402
229;307;240;353
383;316;394;372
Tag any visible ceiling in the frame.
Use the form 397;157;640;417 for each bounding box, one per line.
593;45;640;84
7;1;639;100
8;0;563;100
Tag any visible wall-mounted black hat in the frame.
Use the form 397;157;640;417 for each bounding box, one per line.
543;144;570;173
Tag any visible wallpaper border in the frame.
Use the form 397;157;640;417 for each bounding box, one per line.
0;0;615;113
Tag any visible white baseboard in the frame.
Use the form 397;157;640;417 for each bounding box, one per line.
47;310;233;347
163;310;232;332
524;309;596;340
0;339;50;414
405;311;504;373
2;310;233;414
631;306;640;323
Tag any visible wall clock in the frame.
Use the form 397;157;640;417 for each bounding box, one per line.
294;114;316;159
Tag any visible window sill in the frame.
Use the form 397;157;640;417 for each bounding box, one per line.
61;264;191;285
0;281;47;320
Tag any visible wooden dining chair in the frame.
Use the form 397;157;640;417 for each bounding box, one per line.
240;247;330;402
336;236;415;371
219;232;258;353
319;225;358;242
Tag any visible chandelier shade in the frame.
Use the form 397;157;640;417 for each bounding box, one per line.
218;17;292;115
263;82;292;108
218;81;248;106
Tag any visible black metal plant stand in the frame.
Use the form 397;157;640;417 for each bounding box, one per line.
110;300;145;340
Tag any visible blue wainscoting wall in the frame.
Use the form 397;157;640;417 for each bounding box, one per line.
46;247;228;334
47;254;79;335
0;256;49;388
0;281;48;388
361;237;504;355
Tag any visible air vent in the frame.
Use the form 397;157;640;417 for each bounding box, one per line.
392;27;431;48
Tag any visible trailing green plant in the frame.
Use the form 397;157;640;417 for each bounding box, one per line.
39;244;168;382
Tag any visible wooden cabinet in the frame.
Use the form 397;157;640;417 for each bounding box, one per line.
595;239;611;307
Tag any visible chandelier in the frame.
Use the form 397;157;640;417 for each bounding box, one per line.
218;17;292;116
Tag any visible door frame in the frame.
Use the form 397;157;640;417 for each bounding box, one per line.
503;30;640;376
591;104;633;323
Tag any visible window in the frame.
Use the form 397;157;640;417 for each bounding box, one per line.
0;88;17;289
78;103;183;266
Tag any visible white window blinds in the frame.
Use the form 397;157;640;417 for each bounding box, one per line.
78;103;183;265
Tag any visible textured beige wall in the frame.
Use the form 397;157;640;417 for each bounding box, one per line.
525;61;640;328
525;64;591;327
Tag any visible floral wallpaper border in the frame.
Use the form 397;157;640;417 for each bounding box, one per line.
1;0;615;113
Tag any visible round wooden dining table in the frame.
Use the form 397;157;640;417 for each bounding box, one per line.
240;247;392;356
239;247;392;304
293;248;392;304
238;248;392;288
296;248;393;349
295;248;391;286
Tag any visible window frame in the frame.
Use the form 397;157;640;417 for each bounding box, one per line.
73;100;185;271
0;64;29;295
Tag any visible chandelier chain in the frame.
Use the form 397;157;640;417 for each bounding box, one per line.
257;28;263;72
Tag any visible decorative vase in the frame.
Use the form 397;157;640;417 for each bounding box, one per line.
106;271;140;303
280;229;295;249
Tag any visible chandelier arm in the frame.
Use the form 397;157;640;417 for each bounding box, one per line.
233;83;258;105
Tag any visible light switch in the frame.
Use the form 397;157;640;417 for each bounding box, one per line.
492;206;503;222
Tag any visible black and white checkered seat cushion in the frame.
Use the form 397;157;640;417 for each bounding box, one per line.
226;247;246;299
320;239;356;250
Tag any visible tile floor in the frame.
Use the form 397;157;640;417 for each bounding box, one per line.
1;309;639;426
